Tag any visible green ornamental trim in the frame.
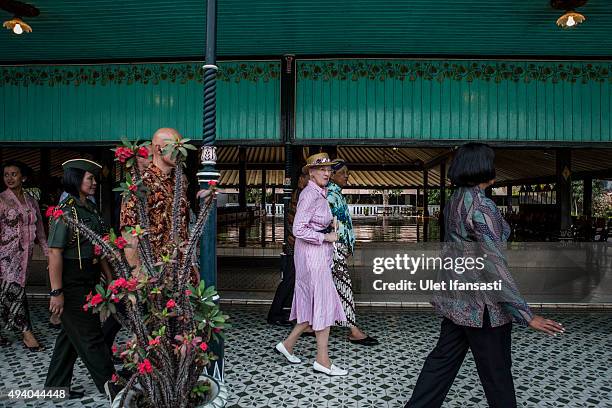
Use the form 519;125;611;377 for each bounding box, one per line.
298;61;612;84
0;62;280;86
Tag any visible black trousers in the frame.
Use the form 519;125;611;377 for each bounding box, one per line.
102;300;127;352
102;314;122;350
267;253;295;322
406;309;516;408
45;260;114;394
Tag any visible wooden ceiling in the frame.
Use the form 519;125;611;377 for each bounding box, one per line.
0;1;611;63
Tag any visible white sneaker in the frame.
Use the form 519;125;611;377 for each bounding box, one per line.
313;361;348;376
274;342;301;364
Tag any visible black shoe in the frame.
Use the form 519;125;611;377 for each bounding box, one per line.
349;336;379;346
267;319;293;327
104;380;123;405
69;390;85;399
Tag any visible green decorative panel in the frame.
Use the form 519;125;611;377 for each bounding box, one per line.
296;60;612;143
0;62;280;143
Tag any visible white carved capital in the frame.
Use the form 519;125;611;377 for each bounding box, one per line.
200;146;217;165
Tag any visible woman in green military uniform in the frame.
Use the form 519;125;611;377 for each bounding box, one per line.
44;159;116;399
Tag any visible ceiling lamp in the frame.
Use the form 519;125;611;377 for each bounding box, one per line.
0;0;39;35
3;17;31;34
551;0;587;29
556;11;585;28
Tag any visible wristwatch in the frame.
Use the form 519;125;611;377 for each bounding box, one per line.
49;288;64;297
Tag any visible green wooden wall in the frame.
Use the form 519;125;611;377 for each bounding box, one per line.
0;61;280;143
2;59;612;144
296;59;612;143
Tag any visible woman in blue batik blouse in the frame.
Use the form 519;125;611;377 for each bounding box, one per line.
406;143;565;408
327;160;378;346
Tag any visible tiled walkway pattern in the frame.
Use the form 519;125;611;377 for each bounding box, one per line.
1;301;611;407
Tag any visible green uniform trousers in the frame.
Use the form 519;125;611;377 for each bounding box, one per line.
45;259;114;394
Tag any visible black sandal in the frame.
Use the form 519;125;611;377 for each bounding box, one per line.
349;335;379;346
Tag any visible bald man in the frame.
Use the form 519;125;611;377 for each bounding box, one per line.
120;128;212;270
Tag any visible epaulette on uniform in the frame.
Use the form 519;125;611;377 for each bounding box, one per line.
59;196;75;208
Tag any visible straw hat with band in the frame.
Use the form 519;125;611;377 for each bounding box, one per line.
302;152;339;173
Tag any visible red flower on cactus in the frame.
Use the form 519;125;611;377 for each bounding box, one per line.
199;342;208;352
85;291;93;302
137;146;149;158
102;234;110;242
114;237;128;249
128;184;137;192
166;299;176;309
109;277;127;294
94;244;102;256
82;304;89;312
148;337;160;347
45;206;64;219
115;147;134;163
125;278;138;292
185;289;192;296
207;180;217;187
138;358;153;375
112;344;118;354
110;294;120;303
90;293;104;306
111;373;119;383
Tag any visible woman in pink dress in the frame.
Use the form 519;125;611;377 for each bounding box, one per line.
0;161;49;351
275;153;348;376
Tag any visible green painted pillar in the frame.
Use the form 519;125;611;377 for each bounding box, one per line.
197;0;223;381
506;185;513;214
439;160;446;242
583;177;592;220
556;149;572;235
281;55;297;249
423;170;429;242
238;147;247;211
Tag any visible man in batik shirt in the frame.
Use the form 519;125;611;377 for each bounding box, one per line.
120;128;212;268
120;128;188;266
328;160;378;346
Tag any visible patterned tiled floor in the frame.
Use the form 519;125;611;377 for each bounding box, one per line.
1;301;611;408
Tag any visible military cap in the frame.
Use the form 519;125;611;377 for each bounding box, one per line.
61;159;102;176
